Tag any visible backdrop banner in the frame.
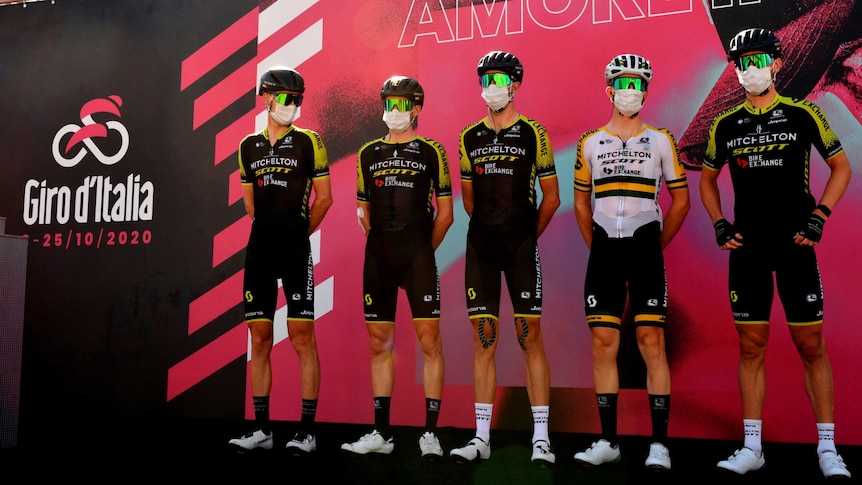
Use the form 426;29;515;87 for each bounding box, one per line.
0;0;859;445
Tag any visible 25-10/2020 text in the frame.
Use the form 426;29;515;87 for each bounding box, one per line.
31;229;152;249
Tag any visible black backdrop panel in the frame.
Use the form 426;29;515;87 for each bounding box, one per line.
0;0;258;438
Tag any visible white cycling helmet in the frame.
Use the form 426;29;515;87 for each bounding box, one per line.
605;54;653;86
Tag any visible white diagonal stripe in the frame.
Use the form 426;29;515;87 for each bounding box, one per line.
258;0;319;42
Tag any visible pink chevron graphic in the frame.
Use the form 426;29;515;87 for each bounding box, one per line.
212;217;251;268
192;62;257;130
215;114;256;167
187;270;244;335
167;0;326;401
179;9;257;91
166;323;248;401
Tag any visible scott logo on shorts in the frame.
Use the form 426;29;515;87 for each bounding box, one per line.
52;95;130;168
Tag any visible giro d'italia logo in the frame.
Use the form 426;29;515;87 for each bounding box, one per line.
52;95;130;168
23;94;152;227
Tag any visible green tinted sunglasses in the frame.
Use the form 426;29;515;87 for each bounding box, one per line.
479;73;512;88
735;53;773;71
612;77;648;92
273;92;303;106
383;98;414;112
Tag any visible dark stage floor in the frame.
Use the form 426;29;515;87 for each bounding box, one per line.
2;418;858;483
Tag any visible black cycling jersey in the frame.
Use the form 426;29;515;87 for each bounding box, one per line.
238;125;329;322
357;135;452;232
459;115;556;319
704;94;842;243
459;115;556;230
239;125;330;227
705;95;842;325
357;135;452;323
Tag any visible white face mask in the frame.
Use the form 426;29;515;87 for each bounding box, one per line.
612;89;645;117
736;65;774;95
382;109;413;133
270;102;299;126
481;84;511;112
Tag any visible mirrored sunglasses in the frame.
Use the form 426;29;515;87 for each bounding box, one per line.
612;77;648;92
383;98;413;112
479;73;512;88
735;53;773;71
274;92;303;106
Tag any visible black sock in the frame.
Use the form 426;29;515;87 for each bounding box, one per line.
253;395;270;434
597;393;618;446
649;394;670;442
373;396;392;438
425;398;441;431
301;398;318;433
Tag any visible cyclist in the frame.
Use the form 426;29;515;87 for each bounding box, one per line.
341;76;454;460
572;53;689;472
229;66;332;455
700;28;852;479
449;51;560;466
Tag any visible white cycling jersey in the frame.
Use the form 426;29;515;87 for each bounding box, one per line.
574;125;687;238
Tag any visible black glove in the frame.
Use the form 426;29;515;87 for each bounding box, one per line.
798;213;826;243
713;219;737;247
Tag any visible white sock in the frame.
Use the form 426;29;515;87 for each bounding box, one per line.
743;419;763;456
531;405;550;443
475;403;493;443
817;423;837;455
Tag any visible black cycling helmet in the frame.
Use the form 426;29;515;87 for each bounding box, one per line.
258;66;305;95
477;51;524;83
727;28;782;61
605;54;653;85
380;76;424;106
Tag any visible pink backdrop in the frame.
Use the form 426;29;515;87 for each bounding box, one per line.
3;0;859;450
164;0;862;445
